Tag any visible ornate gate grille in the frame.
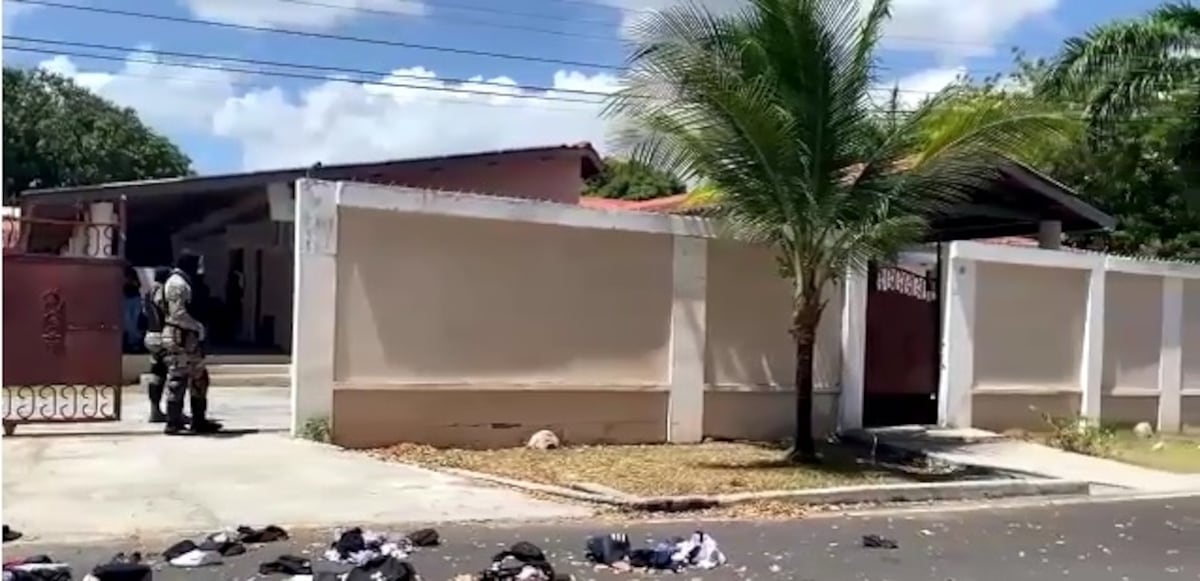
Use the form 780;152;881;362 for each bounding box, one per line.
3;213;124;435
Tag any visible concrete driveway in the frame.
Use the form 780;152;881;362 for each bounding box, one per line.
11;386;290;436
2;433;590;543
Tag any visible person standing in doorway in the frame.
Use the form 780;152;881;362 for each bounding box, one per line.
162;251;221;435
121;264;143;352
142;267;171;423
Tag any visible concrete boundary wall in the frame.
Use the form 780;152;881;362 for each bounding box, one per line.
939;240;1200;433
292;180;851;448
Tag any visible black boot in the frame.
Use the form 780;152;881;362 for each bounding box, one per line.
164;399;187;435
147;381;166;423
189;397;222;434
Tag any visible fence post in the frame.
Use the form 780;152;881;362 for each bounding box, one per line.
291;179;341;438
938;244;976;428
666;236;707;443
838;267;868;430
1079;265;1106;422
1158;277;1184;433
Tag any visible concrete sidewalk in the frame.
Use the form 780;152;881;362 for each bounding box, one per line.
2;433;590;543
852;427;1200;492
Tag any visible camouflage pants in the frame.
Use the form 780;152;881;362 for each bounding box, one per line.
164;329;208;404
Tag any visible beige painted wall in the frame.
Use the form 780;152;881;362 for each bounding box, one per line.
333;388;667;449
703;391;839;441
335;207;674;385
972;392;1080;432
968;260;1199;433
973;263;1087;390
1184;281;1200;392
705;240;842;389
1102;273;1163;393
329;208;846;448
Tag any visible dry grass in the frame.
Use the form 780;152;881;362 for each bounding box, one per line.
372;441;893;497
1108;432;1200;474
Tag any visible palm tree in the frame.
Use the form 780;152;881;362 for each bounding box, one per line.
606;0;1068;462
1041;2;1198;122
1040;2;1199;197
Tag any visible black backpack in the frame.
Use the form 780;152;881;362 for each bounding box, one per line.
142;286;166;333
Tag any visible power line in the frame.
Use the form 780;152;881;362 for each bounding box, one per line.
6;35;622;100
13;44;1200;124
276;0;620;41
2;45;610;105
283;0;1041;51
4;35;979;101
1;54;603;113
8;33;1196;121
7;0;626;70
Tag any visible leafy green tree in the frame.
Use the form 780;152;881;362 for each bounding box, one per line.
608;0;1066;461
585;157;686;200
1000;50;1200;259
1039;2;1200;194
3;67;192;203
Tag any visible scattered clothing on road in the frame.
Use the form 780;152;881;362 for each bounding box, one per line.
3;526;22;543
2;555;71;581
862;534;899;549
585;530;726;572
479;542;560;581
82;552;151;581
165;524;290;568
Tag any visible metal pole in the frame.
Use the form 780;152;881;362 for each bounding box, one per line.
118;195;128;259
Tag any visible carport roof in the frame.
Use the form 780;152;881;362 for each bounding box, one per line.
20;142;604;204
582;158;1115;241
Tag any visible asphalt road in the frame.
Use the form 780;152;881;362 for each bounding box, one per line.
5;497;1199;580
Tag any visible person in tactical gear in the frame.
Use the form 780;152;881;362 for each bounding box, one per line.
142;266;172;423
161;251;221;435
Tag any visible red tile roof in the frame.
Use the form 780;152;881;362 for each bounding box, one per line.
577;193;692;213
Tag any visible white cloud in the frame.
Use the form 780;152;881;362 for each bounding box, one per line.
39;52;239;132
40;53;619;171
872;67;967;109
182;0;425;30
36;51;979;174
599;0;1059;60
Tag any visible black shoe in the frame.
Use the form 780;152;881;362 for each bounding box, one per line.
149;410;167;423
164;399;187;435
190;419;223;434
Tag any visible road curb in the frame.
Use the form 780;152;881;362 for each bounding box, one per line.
438;467;1092;512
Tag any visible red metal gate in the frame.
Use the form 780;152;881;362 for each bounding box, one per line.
862;263;940;427
3;213;124;435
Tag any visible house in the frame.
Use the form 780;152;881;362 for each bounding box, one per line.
19;143;604;356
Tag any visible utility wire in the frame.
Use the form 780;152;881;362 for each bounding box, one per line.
287;0;1040;52
6;35;621;100
7;0;626;70
3;45;611;104
11;44;1200;124
277;0;620;41
5;35;1009;102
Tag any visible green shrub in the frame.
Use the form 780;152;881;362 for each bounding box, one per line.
299;416;332;443
1040;411;1115;456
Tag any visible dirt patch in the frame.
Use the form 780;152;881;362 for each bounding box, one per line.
372;441;897;497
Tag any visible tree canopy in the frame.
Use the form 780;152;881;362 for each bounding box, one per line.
584;157;686;200
3;67;192;203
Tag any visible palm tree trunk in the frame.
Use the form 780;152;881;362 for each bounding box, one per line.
788;304;821;464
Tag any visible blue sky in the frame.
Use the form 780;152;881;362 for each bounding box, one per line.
2;0;1166;174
